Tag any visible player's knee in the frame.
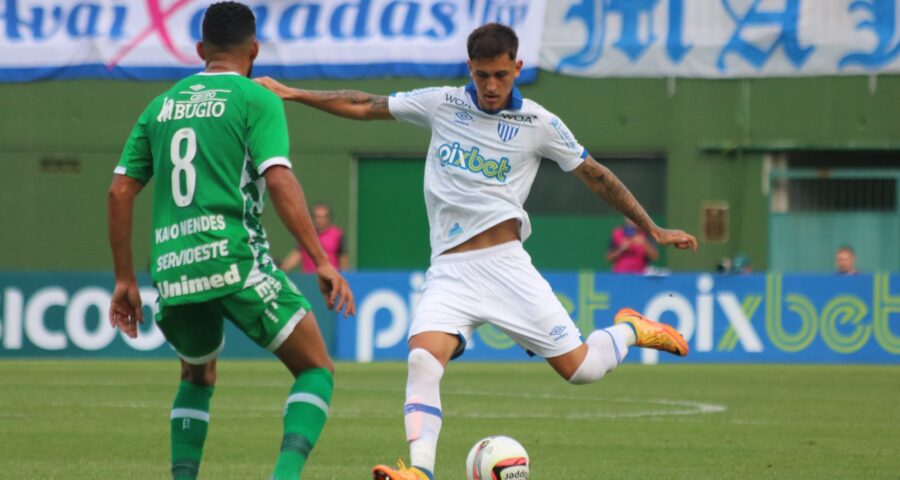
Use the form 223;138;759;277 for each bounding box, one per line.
566;347;608;385
408;348;445;379
181;363;217;386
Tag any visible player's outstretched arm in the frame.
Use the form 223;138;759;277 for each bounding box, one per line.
255;76;394;121
573;155;698;252
265;166;357;317
107;174;145;338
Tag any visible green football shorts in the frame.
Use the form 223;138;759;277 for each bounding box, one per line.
155;270;312;364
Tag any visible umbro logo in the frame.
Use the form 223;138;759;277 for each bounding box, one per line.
550;325;568;341
453;110;473;126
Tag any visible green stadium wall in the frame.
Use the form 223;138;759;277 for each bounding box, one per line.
1;74;898;272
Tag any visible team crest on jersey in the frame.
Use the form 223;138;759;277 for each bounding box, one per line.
497;120;519;143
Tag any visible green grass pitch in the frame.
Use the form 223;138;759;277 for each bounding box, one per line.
1;360;898;479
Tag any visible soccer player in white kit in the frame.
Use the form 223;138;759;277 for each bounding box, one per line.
257;23;698;480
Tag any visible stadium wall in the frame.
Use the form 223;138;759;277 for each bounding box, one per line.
1;74;898;272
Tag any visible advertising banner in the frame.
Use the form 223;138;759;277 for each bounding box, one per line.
0;272;327;359
0;0;544;82
2;271;898;364
337;271;900;364
541;0;900;78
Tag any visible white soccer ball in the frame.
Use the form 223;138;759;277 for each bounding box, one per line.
465;435;529;480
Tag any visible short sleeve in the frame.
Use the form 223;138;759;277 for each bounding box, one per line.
115;107;154;184
247;87;291;175
388;87;445;129
539;114;588;172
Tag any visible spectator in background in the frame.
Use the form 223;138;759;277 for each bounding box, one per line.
281;203;348;273
607;218;659;273
835;245;859;275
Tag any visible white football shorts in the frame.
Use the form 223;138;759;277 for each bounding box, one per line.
409;240;583;358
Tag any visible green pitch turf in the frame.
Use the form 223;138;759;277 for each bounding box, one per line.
1;360;898;479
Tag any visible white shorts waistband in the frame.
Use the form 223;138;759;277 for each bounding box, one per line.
431;240;525;266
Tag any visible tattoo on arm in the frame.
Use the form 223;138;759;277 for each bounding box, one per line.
303;90;391;119
576;157;657;234
369;95;390;117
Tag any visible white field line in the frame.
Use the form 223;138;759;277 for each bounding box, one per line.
336;386;727;420
4;385;726;421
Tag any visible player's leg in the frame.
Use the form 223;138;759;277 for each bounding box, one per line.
156;302;225;480
374;256;479;480
547;325;633;384
271;311;335;480
549;307;690;384
223;271;334;480
372;331;462;480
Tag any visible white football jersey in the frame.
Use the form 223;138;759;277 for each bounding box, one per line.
389;84;587;258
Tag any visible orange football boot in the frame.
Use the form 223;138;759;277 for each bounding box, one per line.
372;460;431;480
614;307;689;356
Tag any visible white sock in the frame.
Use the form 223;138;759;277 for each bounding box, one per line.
607;323;636;346
404;349;444;474
568;329;630;384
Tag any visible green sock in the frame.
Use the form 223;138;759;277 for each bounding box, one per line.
272;368;334;480
170;380;214;480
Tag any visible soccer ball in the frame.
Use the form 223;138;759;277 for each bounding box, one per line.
465;435;529;480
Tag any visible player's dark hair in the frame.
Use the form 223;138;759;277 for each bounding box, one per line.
467;23;518;61
202;1;256;49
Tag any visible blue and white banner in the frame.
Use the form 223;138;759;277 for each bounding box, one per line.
0;272;331;358
541;0;900;78
2;271;899;364
0;0;544;82
338;271;900;364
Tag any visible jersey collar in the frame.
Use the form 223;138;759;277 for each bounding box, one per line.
465;82;523;114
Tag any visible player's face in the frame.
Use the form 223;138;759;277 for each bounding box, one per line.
467;55;523;112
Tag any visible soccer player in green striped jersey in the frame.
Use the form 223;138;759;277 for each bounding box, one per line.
107;3;355;479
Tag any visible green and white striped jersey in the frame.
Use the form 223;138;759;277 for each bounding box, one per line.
115;72;291;306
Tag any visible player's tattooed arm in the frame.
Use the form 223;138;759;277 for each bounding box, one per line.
575;156;656;233
574;155;698;252
255;76;394;121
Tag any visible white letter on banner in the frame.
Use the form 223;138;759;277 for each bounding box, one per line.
696;275;714;352
25;288;68;350
66;288;116;350
122;287;167;351
3;288;24;349
356;290;409;362
717;292;763;352
643;292;695;365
